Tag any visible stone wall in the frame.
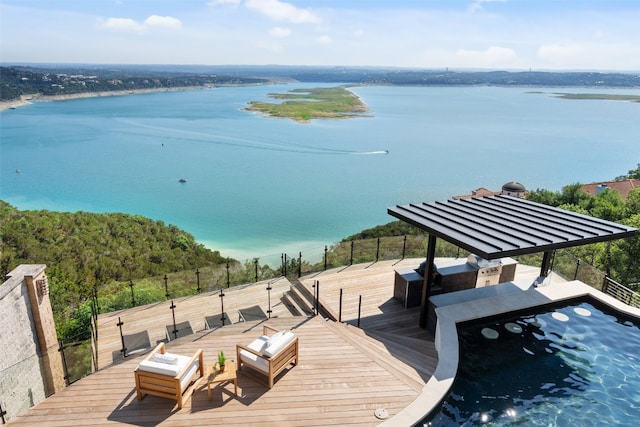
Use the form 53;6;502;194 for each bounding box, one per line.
0;265;65;422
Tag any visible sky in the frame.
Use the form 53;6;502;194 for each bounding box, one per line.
1;0;639;71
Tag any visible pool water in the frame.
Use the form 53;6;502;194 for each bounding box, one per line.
423;299;640;426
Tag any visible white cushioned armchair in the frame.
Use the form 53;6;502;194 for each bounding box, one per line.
236;325;298;388
134;342;204;408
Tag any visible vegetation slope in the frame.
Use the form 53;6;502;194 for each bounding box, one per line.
0;201;226;337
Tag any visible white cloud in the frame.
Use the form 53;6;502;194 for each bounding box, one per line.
97;15;182;33
245;0;321;24
269;26;292;38
457;46;517;64
468;0;507;13
144;15;182;30
315;35;332;45
208;0;241;6
97;18;146;33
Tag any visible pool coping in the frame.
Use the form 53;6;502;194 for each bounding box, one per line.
380;279;640;426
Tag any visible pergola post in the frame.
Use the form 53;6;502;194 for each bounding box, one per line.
540;250;553;278
419;235;437;329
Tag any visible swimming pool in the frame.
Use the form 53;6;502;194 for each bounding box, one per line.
422;298;640;426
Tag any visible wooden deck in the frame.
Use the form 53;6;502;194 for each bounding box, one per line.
9;258;441;426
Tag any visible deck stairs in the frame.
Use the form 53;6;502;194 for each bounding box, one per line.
280;282;314;316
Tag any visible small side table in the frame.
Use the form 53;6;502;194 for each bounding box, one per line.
207;360;237;400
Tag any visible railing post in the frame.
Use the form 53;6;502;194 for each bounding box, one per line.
90;301;99;371
298;252;302;278
266;281;272;319
91;284;99;344
313;280;320;316
574;259;580;280
196;268;201;294
350;241;354;265
164;274;169;300
284;253;288;277
129;280;136;307
339;288;343;323
0;401;7;424
219;289;226;326
170;300;178;340
357;295;362;328
117;316;127;357
58;340;70;386
324;245;328;271
254;258;259;282
402;235;407;259
376;238;380;262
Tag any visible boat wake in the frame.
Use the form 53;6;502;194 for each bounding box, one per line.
115;118;388;156
352;150;389;155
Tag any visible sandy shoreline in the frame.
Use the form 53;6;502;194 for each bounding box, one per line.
0;86;211;111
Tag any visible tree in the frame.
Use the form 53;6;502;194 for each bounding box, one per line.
625;188;640;217
526;188;559;206
616;163;640;180
586;188;625;221
558;183;590;208
610;214;640;288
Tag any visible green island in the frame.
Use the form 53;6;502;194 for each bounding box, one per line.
553;93;640;103
245;86;369;122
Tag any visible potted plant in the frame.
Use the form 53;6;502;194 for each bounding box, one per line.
217;350;226;372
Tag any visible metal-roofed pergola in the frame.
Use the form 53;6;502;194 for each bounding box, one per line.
388;195;637;328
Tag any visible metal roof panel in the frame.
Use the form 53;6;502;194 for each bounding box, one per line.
388;195;637;259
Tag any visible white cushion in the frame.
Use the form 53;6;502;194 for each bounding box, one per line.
268;331;284;346
138;353;191;377
179;362;200;390
240;336;270;373
262;331;295;358
152;352;179;365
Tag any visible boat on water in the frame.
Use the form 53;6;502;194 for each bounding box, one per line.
178;178;187;183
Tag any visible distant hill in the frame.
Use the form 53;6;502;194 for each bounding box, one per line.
0;65;268;101
2;64;639;101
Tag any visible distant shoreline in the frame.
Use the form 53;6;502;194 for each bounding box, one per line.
0;85;212;111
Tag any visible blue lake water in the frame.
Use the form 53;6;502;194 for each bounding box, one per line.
1;84;639;260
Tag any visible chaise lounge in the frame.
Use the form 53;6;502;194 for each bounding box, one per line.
236;325;298;389
134;342;204;408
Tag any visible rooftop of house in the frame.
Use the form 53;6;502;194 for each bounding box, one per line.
580;179;640;200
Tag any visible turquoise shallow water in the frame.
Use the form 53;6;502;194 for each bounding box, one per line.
1;84;639;259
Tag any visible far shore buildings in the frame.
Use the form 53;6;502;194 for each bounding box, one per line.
454;179;640;201
454;181;529;200
580;179;640;200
